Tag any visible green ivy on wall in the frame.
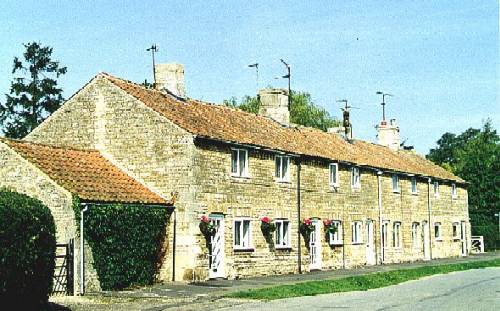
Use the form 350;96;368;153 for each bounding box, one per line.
74;199;170;290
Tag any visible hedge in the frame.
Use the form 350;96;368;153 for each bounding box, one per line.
78;202;170;290
0;189;56;310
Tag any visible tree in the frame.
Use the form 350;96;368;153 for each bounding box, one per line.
223;90;340;131
0;42;67;138
427;120;500;250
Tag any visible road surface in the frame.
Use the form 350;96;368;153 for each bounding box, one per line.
226;268;500;311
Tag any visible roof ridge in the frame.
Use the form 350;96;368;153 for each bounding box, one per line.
0;137;98;154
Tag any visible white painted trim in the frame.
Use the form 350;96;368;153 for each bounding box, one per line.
275;218;292;249
329;163;339;187
233;217;253;250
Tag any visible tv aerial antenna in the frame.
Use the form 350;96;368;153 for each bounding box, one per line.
146;44;159;87
336;99;359;139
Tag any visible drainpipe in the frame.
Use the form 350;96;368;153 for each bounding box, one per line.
172;209;177;282
377;171;384;264
79;204;89;295
427;178;433;260
297;158;302;274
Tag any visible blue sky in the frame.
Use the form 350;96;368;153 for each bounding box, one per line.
0;1;498;153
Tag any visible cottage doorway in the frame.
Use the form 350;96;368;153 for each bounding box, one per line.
209;215;225;279
460;221;467;256
422;221;431;260
365;220;376;265
309;219;322;270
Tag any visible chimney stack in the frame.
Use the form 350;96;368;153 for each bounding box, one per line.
376;118;400;150
154;63;185;98
258;89;290;125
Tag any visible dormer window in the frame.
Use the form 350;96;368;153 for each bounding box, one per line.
329;163;339;187
231;148;248;177
351;167;361;189
411;177;418;194
275;155;290;182
451;183;458;199
392;174;400;193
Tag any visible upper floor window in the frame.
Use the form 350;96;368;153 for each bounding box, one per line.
451;183;458;199
275;219;291;249
434;222;442;241
231;148;248;177
329;163;339;187
351;167;361;189
352;221;363;243
328;220;343;245
392;174;400;192
393;221;401;248
411;222;420;247
434;181;440;198
234;218;252;249
411;177;418;194
452;222;460;239
275;155;290;182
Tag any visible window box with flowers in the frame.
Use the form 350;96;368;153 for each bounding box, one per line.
299;218;315;244
199;215;216;238
324;219;342;246
260;216;276;243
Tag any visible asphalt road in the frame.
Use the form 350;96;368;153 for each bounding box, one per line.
226;268;500;311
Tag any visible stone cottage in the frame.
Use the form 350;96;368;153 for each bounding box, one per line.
1;63;470;292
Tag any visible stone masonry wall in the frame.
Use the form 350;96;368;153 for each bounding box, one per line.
190;139;469;279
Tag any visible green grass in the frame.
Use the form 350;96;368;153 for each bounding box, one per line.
226;259;500;300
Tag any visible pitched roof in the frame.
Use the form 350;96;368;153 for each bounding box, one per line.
102;73;463;183
1;138;169;204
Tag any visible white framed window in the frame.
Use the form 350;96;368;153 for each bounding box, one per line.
233;218;252;249
412;222;420;247
382;221;389;248
411;177;418;194
392;174;400;192
434;181;440;198
275;155;290;182
451;183;457;199
231;148;248;177
351;167;361;189
351;221;363;244
328;220;343;245
452;222;460;239
434;222;442;241
329;163;339;187
275;219;291;249
393;222;401;248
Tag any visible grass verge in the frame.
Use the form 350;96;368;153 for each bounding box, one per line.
226;259;500;300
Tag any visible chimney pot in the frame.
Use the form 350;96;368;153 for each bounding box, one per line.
154;63;186;98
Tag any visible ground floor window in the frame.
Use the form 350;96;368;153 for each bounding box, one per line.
234;218;252;249
382;221;389;248
434;222;442;241
412;222;420;247
452;222;460;240
275;219;291;249
352;221;362;244
393;221;401;248
328;220;343;245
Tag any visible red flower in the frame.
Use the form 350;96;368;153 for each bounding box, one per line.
200;215;209;223
323;219;333;226
303;218;312;226
261;216;270;223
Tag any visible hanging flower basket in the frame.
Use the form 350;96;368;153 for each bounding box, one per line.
299;218;315;236
199;215;216;237
260;216;276;237
323;219;338;235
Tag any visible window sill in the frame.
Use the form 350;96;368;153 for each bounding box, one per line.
275;246;292;251
392;190;400;194
452;237;460;241
275;179;291;184
435;238;443;242
233;247;255;252
452;197;458;200
329;242;343;246
352;242;364;245
411;192;418;196
231;175;251;181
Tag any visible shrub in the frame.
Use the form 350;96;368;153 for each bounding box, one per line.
0;189;56;310
81;203;169;290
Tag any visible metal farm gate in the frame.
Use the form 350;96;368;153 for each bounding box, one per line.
51;239;74;295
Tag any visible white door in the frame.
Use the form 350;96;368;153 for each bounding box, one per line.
366;220;376;265
309;220;322;270
209;215;225;279
422;221;431;260
460;221;467;256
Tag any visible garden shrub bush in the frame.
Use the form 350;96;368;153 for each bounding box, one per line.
80;203;169;290
0;189;56;310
